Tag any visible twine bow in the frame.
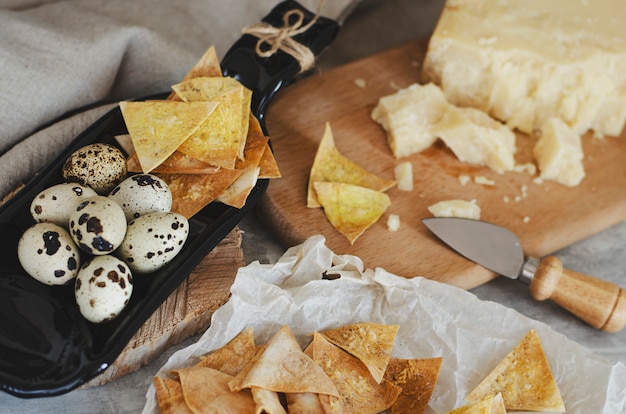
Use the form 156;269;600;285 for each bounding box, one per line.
242;0;326;72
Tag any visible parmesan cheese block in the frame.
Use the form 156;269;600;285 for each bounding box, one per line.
371;83;449;158
427;199;481;220
431;105;516;173
422;0;626;138
534;118;585;187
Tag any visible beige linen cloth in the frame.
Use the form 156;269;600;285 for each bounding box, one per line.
0;0;350;200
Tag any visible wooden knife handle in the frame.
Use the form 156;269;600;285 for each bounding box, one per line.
529;256;626;332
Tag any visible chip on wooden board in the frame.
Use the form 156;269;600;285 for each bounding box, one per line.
320;322;400;384
119;100;218;173
305;331;402;414
446;393;506;414
313;181;391;245
465;329;565;412
307;122;396;208
383;357;443;414
228;325;339;397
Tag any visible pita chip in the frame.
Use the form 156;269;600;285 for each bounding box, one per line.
313;182;391;245
167;45;222;100
177;87;244;169
251;387;287;414
285;392;325;414
259;143;281;178
195;327;256;377
153;376;193;414
465;329;565;413
321;322;399;384
446;393;506;414
307;122;396;208
229;325;338;397
383;357;443;414
119;100;217;173
305;331;402;414
176;366;256;414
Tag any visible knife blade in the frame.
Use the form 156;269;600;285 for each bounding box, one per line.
422;217;626;333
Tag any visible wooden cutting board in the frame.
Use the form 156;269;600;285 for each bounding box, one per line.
260;38;626;289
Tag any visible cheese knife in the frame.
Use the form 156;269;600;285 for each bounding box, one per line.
422;217;626;332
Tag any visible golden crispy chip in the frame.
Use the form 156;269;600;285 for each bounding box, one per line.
321;323;399;384
217;116;269;208
259;143;281;178
465;329;565;412
119;100;217;173
176;366;256;414
167;46;222;100
313;182;391;245
177;86;244;169
307;122;396;208
446;393;506;414
229;325;338;396
153;376;193;414
159;168;243;219
127;150;220;174
384;357;443;414
285;392;325;414
195;327;256;377
305;331;402;414
251;387;286;414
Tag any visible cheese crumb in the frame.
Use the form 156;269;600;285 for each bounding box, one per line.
354;78;366;89
428;199;481;220
387;214;400;231
523;216;531;223
394;162;413;191
474;175;496;186
458;174;471;185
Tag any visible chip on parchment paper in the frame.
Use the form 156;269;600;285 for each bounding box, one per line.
229;325;338;397
119;100;218;173
175;366;256;414
285;392;325;414
305;331;402;414
195;326;256;377
320;322;399;384
313;181;391;245
383;357;443;414
153;376;193;414
446;393;506;414
465;329;565;412
307;122;396;208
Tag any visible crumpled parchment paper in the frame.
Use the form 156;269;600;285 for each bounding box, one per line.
142;235;626;413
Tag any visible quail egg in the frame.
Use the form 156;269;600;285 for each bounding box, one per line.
17;222;81;286
118;212;189;274
74;255;133;323
108;174;172;221
30;183;97;227
62;143;127;194
69;195;127;255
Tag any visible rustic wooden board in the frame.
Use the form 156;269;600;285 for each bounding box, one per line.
82;228;243;387
260;38;626;289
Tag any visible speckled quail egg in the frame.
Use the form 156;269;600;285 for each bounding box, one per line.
69;195;127;255
108;174;172;222
74;255;133;323
118;212;189;274
30;183;97;227
17;222;81;286
62;143;127;194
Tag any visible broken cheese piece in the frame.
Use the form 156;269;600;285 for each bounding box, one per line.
432;105;516;173
428;199;481;220
371;83;449;158
533;118;585;187
422;0;626;137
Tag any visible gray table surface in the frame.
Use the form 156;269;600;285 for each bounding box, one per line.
2;0;625;412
